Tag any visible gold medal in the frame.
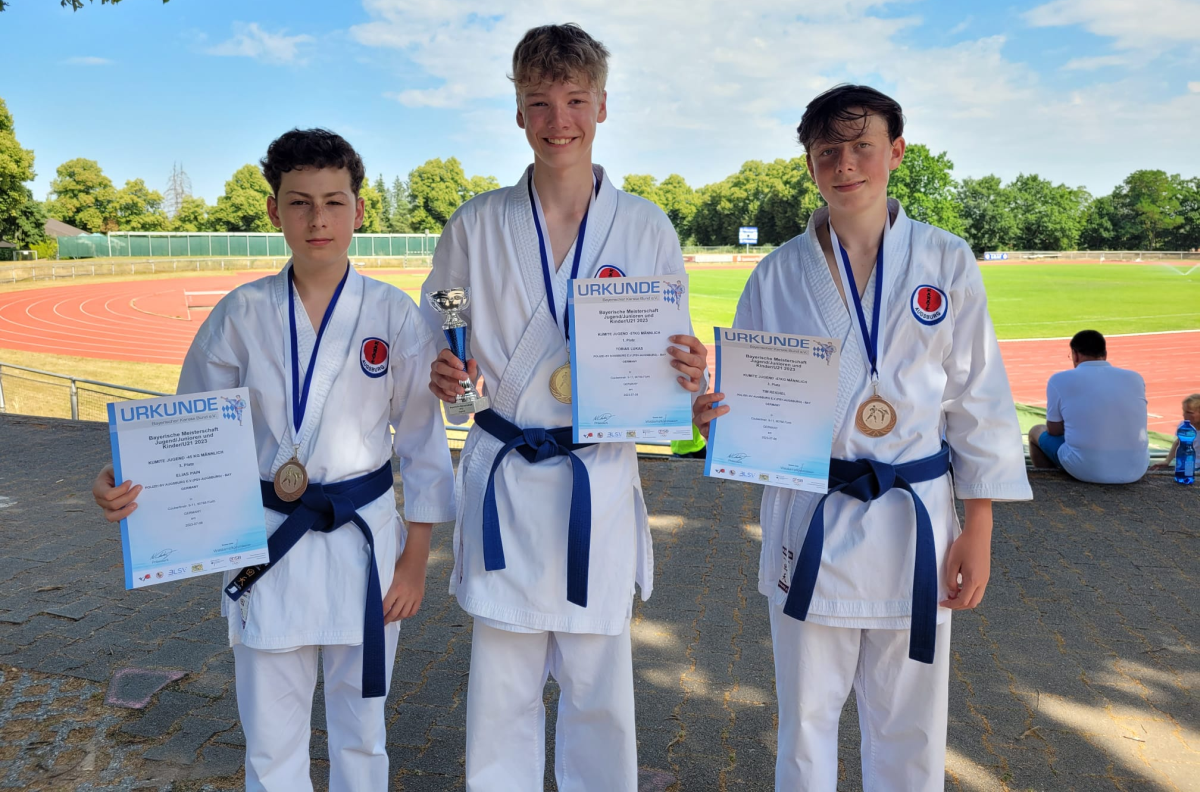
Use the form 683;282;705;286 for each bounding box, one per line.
549;362;572;404
273;453;308;502
855;393;897;437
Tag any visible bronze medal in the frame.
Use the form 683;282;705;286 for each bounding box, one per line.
855;394;897;438
549;362;572;404
273;455;308;502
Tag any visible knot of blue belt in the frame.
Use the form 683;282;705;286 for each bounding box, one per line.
475;409;595;607
782;442;950;664
225;460;394;698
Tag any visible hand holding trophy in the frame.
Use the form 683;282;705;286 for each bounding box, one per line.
427;287;490;415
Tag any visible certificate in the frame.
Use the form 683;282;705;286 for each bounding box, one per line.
705;328;841;493
568;275;695;443
107;388;269;589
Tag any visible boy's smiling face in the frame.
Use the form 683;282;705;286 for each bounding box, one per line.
806;111;905;217
1184;402;1200;426
267;166;363;270
516;77;607;172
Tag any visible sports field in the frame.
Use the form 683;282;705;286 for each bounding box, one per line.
0;260;1195;441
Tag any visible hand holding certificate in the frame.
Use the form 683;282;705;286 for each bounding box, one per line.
704;328;841;493
107;388;268;589
568;275;696;443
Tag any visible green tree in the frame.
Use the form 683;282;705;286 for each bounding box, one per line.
690;158;819;246
408;158;467;232
956;175;1017;255
171;195;213;232
756;158;821;244
465;174;500;199
0;0;169;11
657;174;699;239
359;181;384;233
622;174;659;202
1117;169;1182;250
0;97;46;247
1166;176;1200;251
374;175;392;230
113;178;169;231
690;161;776;246
45;158;117;233
211;164;273;232
1008;174;1090;251
1079;194;1122;250
888;144;964;235
389;176;411;233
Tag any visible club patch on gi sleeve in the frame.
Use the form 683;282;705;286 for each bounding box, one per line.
910;285;948;325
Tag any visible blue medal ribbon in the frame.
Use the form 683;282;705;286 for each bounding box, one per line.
528;171;601;347
288;263;350;434
834;229;883;380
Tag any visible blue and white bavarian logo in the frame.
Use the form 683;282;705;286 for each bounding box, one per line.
360;337;389;378
910;285;948;325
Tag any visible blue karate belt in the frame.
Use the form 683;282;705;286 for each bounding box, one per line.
782;443;951;664
224;460;394;698
474;409;595;607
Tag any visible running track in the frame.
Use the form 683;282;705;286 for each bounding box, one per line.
0;275;1193;434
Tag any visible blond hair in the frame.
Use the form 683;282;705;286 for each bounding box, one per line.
1184;393;1200;412
510;24;609;100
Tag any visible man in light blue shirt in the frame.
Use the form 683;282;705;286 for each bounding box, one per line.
1029;330;1149;484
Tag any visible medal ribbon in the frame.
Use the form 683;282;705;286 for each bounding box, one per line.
830;223;884;381
528;171;601;348
288;263;350;434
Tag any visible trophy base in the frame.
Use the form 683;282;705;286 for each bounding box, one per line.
446;395;489;416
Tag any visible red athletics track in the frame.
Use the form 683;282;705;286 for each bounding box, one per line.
0;276;1193;434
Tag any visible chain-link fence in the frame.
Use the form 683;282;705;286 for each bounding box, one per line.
58;232;441;260
0;363;168;422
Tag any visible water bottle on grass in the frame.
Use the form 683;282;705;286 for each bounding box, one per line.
1176;421;1196;485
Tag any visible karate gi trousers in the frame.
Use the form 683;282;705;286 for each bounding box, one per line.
233;621;400;792
465;619;638;791
769;605;951;792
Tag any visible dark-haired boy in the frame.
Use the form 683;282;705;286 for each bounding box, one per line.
693;86;1031;790
421;23;707;791
93;128;455;791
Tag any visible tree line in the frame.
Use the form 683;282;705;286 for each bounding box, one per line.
2;96;1197;257
625;148;1200;253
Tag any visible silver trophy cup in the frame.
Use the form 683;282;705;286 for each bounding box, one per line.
427;287;490;415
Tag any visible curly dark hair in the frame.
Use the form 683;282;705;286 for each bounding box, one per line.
796;85;905;154
260;128;365;196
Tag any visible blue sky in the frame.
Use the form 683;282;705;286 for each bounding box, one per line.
2;0;1198;205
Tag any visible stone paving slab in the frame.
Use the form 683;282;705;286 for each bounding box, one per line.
0;414;1196;791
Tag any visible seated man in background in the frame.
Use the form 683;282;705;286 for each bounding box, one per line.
1029;329;1149;483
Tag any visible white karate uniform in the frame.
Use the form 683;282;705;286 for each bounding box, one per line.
734;202;1032;790
420;165;687;790
178;263;456;792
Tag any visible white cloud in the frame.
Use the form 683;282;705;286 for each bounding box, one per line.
1024;0;1200;50
948;15;973;36
207;22;314;65
64;56;111;66
1062;54;1131;70
350;1;1200;195
1190;81;1200;93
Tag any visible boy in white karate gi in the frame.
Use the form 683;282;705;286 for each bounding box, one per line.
693;86;1032;791
422;24;708;792
92;129;456;792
